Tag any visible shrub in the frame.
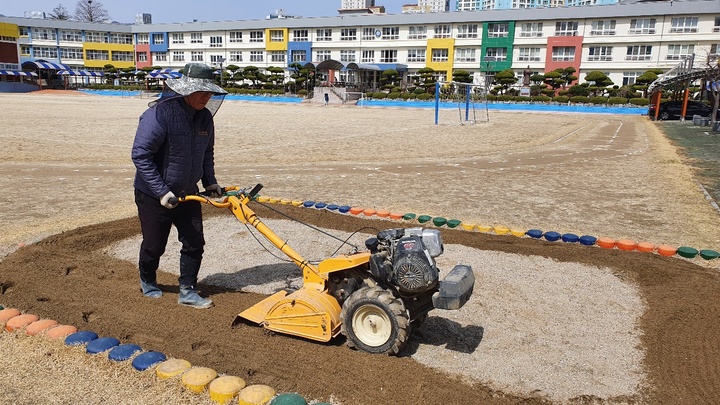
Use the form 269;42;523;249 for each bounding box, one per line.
590;96;608;105
386;92;402;99
416;93;433;100
372;92;387;99
486;94;498;101
629;98;650;106
297;89;308;96
400;93;414;100
531;95;551;103
496;95;514;102
607;97;628;105
553;96;570;103
570;96;590;104
514;96;531;102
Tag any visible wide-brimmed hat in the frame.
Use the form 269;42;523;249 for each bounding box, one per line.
165;63;227;96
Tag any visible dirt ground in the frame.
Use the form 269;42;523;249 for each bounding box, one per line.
1;91;720;404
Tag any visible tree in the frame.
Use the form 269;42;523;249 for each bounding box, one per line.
380;69;400;90
243;66;260;87
48;4;71;20
452;70;472;83
700;53;720;126
635;68;664;98
74;0;110;22
494;69;518;94
418;67;435;93
584;71;614;96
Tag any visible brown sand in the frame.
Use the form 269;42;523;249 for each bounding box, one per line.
0;92;719;404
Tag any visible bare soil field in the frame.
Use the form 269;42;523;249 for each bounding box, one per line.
0;91;719;405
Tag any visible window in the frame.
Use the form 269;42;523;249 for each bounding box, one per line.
173;51;185;62
291;50;306;62
190;32;203;44
588;46;613;61
552;46;575;61
519;22;543;37
250;51;264;62
457;24;479;39
622;71;642;86
209;55;225;64
210;36;223;48
340;50;356;62
60;30;82;42
715;17;720;33
340;28;357;41
431;49;448;62
408;25;427;40
20;45;30;56
486;47;507;61
316;29;332;41
35;46;58;58
153;52;167;62
555;21;578;36
362;50;374;63
60;47;83;59
270;30;284;42
19;27;29;37
380;49;397;63
712;43;720;56
229;31;242;43
112;51;133;62
269;51;285;62
434;24;452;38
629;19;656;35
670;17;699;33
590;20;616;36
666;44;695;60
382;27;399;40
85;49;108;60
152;34;164;45
293;30;308;41
230;51;243;62
362;27;376;40
486;23;507;38
250;31;264;43
407;49;426;63
455;48;476;62
315;50;331;61
86;31;106;43
172;33;184;44
33;28;56;41
191;51;203;62
137;34;149;45
626;45;652;61
517;47;541;62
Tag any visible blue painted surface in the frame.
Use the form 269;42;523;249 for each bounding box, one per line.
359;99;646;115
131;351;167;371
64;330;98;346
86;337;121;354
108;343;143;361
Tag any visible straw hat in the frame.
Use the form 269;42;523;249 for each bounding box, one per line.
165;63;227;96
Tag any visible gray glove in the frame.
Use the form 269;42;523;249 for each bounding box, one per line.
205;184;223;198
160;191;178;209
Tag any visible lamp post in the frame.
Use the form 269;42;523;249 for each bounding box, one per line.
218;57;226;87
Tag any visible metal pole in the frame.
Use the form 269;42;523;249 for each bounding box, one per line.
435;82;440;125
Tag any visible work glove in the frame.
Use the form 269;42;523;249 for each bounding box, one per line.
160;191;178;209
205;184;223;198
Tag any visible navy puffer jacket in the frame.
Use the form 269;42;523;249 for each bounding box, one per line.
132;97;217;199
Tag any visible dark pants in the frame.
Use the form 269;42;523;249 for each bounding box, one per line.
135;189;205;288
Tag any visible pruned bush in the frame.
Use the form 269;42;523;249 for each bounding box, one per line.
416;93;433;100
553;96;570;103
590;96;608;105
629;98;650;106
372;92;387;99
570;96;590;104
531;95;551;103
386;92;401;99
607;97;628;105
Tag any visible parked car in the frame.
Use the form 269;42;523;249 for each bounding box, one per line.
648;100;716;120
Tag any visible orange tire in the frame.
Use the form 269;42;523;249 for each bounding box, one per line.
616;239;637;251
363;208;377;216
597;237;616;249
389;212;403;220
376;210;390;218
45;325;78;340
26;319;59;336
5;314;39;332
349;207;364;215
657;245;677;257
636;242;656;253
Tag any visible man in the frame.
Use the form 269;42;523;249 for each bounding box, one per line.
131;63;227;309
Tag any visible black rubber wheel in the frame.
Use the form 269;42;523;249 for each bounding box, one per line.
340;286;410;355
659;111;670;120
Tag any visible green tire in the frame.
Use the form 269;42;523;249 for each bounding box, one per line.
403;213;416;221
417;215;432;224
432;217;447;227
446;219;462;228
676;246;699;259
699;249;720;260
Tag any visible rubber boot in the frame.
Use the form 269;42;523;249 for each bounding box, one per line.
178;285;213;309
140;280;162;298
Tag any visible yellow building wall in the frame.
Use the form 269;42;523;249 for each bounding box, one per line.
426;38;455;79
265;28;288;51
82;42;135;69
0;22;18;38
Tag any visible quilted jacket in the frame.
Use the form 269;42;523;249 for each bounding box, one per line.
131;97;217;199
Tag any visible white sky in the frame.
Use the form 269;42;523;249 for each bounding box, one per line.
0;1;416;24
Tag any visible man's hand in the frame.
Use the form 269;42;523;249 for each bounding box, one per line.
205;184;223;198
160;191;178;209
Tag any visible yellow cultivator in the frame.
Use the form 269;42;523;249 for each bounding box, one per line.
176;184;474;355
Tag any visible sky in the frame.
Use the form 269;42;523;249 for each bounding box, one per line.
0;1;416;24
